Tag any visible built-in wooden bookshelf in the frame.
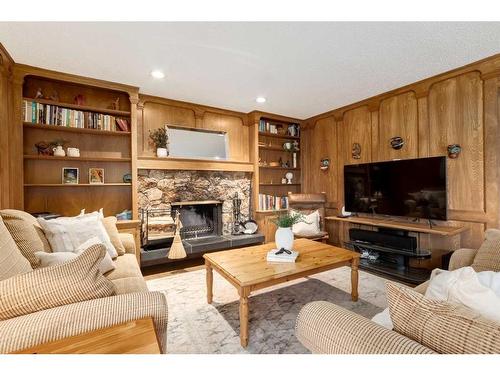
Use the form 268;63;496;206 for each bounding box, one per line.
20;73;139;218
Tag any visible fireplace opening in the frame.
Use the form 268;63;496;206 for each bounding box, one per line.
141;200;222;251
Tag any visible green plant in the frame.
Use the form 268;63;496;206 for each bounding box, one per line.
149;127;169;149
272;212;309;228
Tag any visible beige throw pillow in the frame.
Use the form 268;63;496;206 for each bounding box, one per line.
386;282;500;354
472;229;500;272
0;244;115;321
38;211;118;259
102;216;126;256
291;209;321;237
0;209;52;268
0;218;32;281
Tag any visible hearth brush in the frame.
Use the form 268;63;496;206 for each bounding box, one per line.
168;210;187;259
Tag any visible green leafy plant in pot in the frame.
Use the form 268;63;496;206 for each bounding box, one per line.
271;212;308;251
149;126;169;158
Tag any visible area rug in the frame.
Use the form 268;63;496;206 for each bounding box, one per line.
146;266;388;354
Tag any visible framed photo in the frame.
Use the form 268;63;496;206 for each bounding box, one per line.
62;167;79;184
89;168;104;184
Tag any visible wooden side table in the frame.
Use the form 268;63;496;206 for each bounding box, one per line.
14;318;161;354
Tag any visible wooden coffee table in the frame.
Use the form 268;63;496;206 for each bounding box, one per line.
203;238;360;347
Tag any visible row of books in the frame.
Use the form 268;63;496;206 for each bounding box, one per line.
23;100;129;132
258;194;289;211
258;119;279;134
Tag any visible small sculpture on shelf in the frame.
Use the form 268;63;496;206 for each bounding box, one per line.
48;91;59;102
74;94;85;105
35;142;52;156
285;171;294;184
352;143;361;159
110;97;120;110
35;88;44;99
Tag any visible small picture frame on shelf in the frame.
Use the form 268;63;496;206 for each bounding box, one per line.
62;167;79;184
89;168;105;184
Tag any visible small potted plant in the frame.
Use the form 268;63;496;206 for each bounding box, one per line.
271;212;308;251
149;126;169;158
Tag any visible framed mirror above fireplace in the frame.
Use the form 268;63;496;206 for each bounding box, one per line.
167;125;229;160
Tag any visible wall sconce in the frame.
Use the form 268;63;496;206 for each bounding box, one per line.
447;144;462;159
390;136;405;150
352;143;361;159
320;158;330;171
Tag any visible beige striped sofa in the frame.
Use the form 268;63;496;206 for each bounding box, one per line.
0;211;168;354
295;247;492;354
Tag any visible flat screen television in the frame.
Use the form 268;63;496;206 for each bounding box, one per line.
344;156;447;220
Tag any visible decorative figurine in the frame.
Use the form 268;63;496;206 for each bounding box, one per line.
49;91;59;101
320;158;330;171
35;88;44;99
74;94;85;105
352;143;361;159
111;97;120;110
390;136;405;150
35;142;52;156
447;144;462;159
285;171;294;184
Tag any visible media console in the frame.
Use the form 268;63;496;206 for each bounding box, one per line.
325;216;468;284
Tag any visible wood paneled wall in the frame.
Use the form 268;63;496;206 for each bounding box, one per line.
0;45;20;209
303;54;500;250
137;95;249;162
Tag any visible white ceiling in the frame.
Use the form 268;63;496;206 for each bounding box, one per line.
1;22;499;119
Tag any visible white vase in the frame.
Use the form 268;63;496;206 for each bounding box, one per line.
156;147;168;158
275;227;294;251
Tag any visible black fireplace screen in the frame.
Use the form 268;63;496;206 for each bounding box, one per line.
141;201;222;250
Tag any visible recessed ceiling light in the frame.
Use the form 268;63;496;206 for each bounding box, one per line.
151;70;165;79
256;97;266;103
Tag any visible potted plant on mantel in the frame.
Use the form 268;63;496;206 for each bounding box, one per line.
272;212;308;251
149;126;169;158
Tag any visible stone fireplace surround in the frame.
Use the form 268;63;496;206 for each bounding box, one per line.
137;170;252;235
137;169;264;266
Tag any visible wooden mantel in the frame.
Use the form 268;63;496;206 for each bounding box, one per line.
137;156;254;172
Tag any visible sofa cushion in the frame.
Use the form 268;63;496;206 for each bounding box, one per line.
102;216;126;256
0;244;115;321
291;209;321;237
105;254;142;281
38;212;118;259
111;276;148;295
386;282;500;354
472;229;500;272
0;218;32;281
0;209;52;268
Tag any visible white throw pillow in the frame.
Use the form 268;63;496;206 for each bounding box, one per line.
34;236;115;274
424;267;500;323
371;308;393;329
291;210;321;237
38;211;118;259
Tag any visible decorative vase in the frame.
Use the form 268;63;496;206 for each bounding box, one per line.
52;145;65;157
156;147;168;158
275;226;294;251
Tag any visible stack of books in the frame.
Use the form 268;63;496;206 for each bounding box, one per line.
258;194;288;211
258;119;278;134
266;248;299;263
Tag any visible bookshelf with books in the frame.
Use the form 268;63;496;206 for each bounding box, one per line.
19;72;139;219
248;112;303;242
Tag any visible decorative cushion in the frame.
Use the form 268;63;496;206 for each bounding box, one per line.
35;237;116;274
291;209;321;237
0;244;115;321
386;282;500;354
0;209;52;268
102;216;126;256
37;211;118;259
0;218;32;281
472;229;500;272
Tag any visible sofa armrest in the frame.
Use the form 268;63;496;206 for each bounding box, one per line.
295;301;435;354
0;292;168;354
119;232;137;255
448;248;477;271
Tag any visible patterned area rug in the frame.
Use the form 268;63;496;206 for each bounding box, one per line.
146;266;388;354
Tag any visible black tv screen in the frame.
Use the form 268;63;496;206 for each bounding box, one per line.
344;156;447;220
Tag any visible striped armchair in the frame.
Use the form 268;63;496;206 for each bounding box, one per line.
295;248;479;354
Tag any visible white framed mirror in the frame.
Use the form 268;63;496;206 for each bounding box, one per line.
167;125;229;160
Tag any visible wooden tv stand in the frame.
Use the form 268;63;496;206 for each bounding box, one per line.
325;216;468;237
